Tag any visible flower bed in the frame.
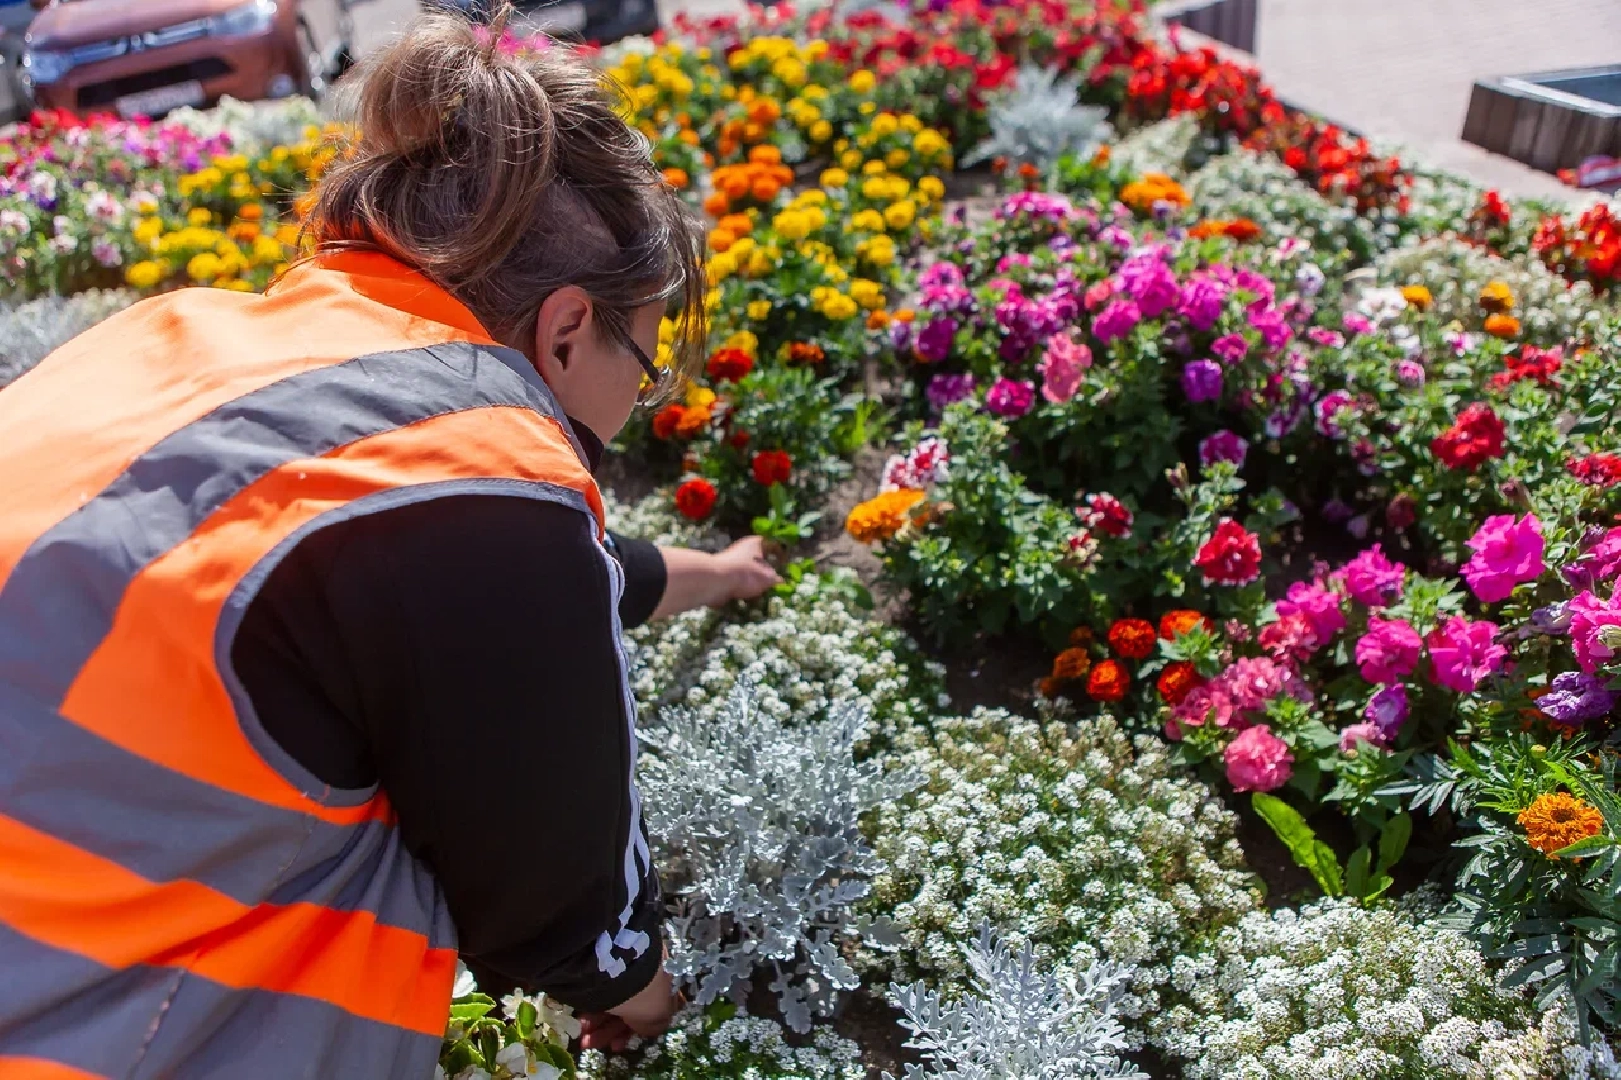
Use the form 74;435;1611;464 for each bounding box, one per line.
11;0;1621;1076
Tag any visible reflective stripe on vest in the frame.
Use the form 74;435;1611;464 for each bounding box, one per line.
0;252;642;1078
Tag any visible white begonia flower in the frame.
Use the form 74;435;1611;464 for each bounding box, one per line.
451;961;478;999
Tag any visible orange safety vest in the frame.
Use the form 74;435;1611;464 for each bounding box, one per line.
0;251;638;1079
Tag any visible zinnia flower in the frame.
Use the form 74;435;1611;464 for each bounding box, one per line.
1338;545;1405;607
1426;616;1507;693
1194;519;1262;586
674;477;718;521
1224;724;1293;793
1156;661;1203;705
1519;792;1603;856
1355;618;1422;684
1461;513;1545;602
751;450;792;486
1107;618;1156;660
845;489;926;543
1086;658;1130;702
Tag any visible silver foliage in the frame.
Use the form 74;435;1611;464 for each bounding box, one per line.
885;925;1145;1080
0;289;140;389
964;65;1113;174
639;681;921;1033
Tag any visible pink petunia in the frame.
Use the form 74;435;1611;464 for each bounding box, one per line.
1037;333;1091;404
1568;589;1621;674
1426;616;1507;693
1337;545;1406;607
1224;724;1294;793
1355;617;1422;684
1275;579;1345;644
1460;513;1545;603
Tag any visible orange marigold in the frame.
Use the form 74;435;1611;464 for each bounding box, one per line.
1119;173;1189;215
1519;792;1604;856
1478;280;1515;313
845;489;926;543
1107;618;1157;660
1086;659;1130;702
1068;626;1094;648
1400;284;1433;311
1485;313;1522;339
652;404;687;440
1156;661;1203;705
674;404;712;438
1159;609;1213;641
662;167;689;189
1050;647;1092;682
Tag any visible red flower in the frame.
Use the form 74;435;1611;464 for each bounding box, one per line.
1082;492;1134;538
1257;611;1320;662
1489;345;1563;390
1159;609;1213;640
1086;659;1130;702
1194;519;1262;587
1156;661;1203;705
1107;618;1157;660
751;450;792;486
674;478;718;520
1430;403;1505;471
1569;453;1621;488
652;404;687;440
728;428;751;450
706;347;754;382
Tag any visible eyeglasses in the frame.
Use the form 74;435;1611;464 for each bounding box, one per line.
623;334;669;405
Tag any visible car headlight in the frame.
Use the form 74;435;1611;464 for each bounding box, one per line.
21;47;72;86
208;0;277;37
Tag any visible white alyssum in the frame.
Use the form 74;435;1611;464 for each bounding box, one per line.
1153;898;1610;1079
1374;237;1614;345
866;709;1260;1037
165;95;325;155
577;1006;866;1080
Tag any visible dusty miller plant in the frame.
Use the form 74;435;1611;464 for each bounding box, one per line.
638;681;921;1032
885;925;1145;1080
0;289;139;389
963;65;1113;174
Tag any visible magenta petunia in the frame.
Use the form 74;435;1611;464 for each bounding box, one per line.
984;377;1035;418
1275;579;1344;644
1199;429;1249;468
1338;545;1406;607
1355;617;1422;684
1568;589;1621;674
1460;513;1546;603
1037;333;1091;404
1092;298;1142;344
1426;616;1507;693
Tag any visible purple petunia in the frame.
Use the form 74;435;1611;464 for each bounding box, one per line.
1182;360;1224;404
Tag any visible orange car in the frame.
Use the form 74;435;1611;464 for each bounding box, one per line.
20;0;316;117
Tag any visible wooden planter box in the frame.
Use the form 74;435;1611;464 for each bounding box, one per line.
1158;0;1258;55
1463;65;1621;174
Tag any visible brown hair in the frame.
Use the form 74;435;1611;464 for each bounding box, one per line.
301;7;705;397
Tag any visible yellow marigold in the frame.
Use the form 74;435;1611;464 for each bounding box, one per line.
918;176;946;202
725;330;759;355
747;299;772;321
810;120;833;143
847;69;877;94
849;278;884;309
187;252;222;283
1400;284;1433;311
685;384;717;410
840;149;863;170
1485;313;1521;339
851;209;886;233
883;200;916;230
846;488;926;543
886;148;911;169
871;113;899;137
1479;280;1515;314
821;292;858;321
1519;792;1604;856
821;167;849;189
187;207;214;227
124;260;164;290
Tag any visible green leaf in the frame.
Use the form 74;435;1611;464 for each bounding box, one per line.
516;1000;537;1038
1377;812;1413;875
450;1001;496;1023
1555;835;1613;859
1252;792;1344;897
1345;845;1372;900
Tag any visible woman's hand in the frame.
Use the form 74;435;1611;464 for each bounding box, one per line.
710;536;784;604
577;967;684;1052
650;538;782;620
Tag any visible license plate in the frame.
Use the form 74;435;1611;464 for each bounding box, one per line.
115;80;205;119
518;2;587;33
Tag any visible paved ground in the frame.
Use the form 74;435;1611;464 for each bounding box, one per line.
1251;0;1621;200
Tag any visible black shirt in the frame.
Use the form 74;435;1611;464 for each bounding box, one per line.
230;418;669;1012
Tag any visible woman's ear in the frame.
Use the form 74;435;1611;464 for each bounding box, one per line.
533;286;593;378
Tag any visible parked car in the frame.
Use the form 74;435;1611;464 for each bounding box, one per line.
0;0;38;120
18;0;323;118
432;0;658;48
